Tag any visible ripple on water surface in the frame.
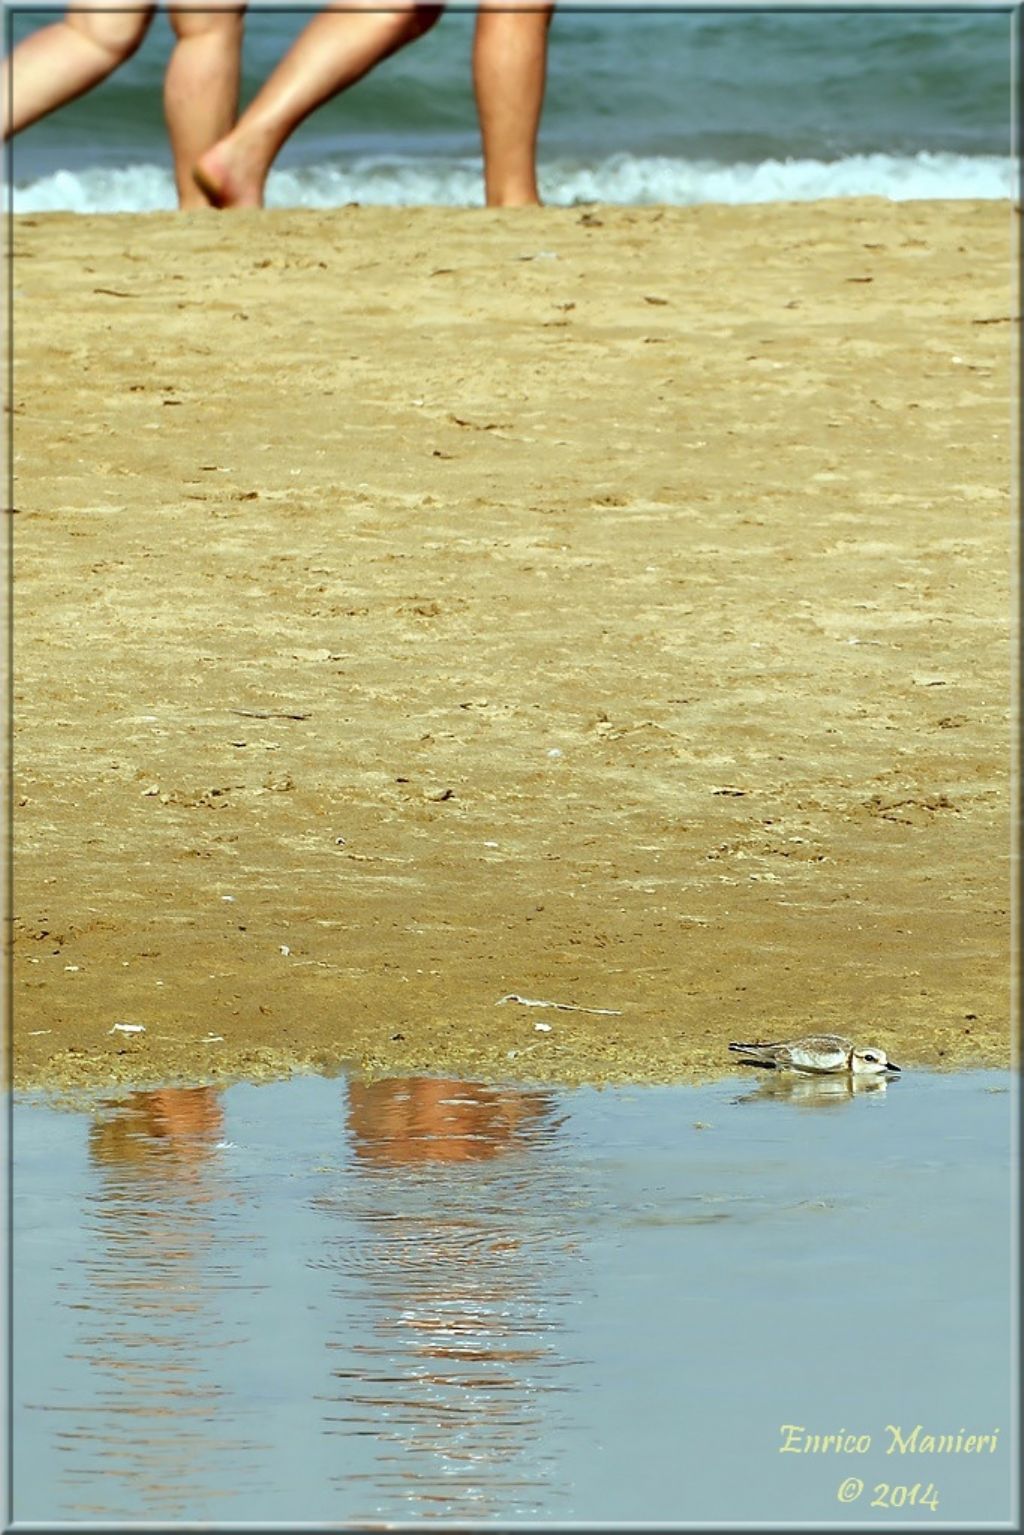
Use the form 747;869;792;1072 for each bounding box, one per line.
12;1068;1014;1524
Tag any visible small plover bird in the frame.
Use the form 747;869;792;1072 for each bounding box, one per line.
728;1034;900;1075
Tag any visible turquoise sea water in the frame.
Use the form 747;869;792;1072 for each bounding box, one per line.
5;7;1016;209
11;1067;1016;1524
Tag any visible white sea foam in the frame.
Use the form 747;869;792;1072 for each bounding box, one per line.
10;150;1016;215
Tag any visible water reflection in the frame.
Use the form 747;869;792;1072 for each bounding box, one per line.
732;1072;893;1108
316;1077;584;1522
88;1085;225;1174
13;1068;1013;1524
346;1076;558;1165
39;1088;267;1520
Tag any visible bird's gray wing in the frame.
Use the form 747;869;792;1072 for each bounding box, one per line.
779;1039;850;1072
728;1041;784;1066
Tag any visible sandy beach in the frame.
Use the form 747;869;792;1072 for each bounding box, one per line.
10;197;1015;1092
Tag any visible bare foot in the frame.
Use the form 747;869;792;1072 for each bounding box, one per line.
192;136;267;210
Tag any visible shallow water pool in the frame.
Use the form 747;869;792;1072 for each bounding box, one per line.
11;1067;1015;1524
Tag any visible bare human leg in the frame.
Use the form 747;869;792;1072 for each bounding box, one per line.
166;4;246;209
194;2;444;209
0;1;152;138
473;2;554;207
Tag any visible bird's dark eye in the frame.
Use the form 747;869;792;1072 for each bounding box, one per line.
863;1053;878;1062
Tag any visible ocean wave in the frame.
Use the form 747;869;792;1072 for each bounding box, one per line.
10;150;1015;215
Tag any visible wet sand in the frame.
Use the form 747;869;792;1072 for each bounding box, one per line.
10;198;1015;1091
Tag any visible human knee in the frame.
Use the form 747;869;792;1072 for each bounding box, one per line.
168;5;246;43
475;4;554;48
66;5;152;62
377;4;443;48
409;5;444;40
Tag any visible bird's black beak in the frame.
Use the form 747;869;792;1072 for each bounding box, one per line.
886;1062;901;1073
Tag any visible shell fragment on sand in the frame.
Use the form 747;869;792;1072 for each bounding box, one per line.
497;993;622;1016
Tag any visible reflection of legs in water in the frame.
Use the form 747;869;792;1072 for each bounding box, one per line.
78;1087;233;1508
474;2;554;206
89;1088;225;1175
337;1076;569;1518
0;1;153;137
165;6;247;209
193;2;444;209
346;1078;554;1165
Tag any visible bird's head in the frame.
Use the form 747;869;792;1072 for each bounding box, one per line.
851;1046;899;1075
